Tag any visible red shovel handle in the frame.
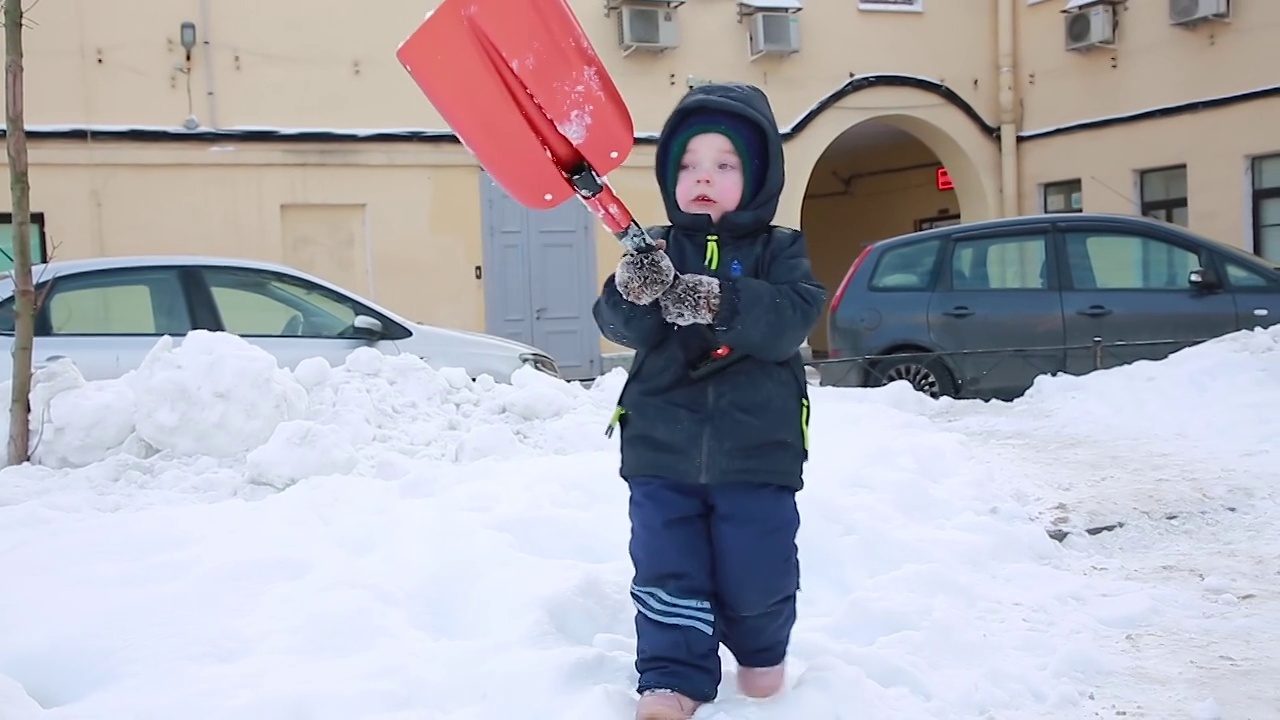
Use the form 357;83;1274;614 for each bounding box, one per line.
480;52;731;374
572;175;660;255
472;18;735;378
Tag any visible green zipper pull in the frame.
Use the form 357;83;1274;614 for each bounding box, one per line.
704;234;720;271
605;405;625;437
800;397;811;451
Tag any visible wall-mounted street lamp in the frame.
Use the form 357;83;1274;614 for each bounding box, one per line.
180;21;197;61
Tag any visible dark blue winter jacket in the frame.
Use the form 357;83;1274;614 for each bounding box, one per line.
592;83;827;490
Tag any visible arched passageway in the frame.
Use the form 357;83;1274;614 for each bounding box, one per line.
800;113;995;355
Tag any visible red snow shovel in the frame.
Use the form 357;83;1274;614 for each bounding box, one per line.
395;0;741;377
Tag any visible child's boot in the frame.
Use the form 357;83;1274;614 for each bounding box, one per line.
635;689;702;720
737;663;785;699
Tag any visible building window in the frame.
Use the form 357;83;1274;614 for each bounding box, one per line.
1139;165;1188;227
1252;154;1280;262
0;212;48;274
1042;179;1082;213
916;214;961;232
858;0;923;11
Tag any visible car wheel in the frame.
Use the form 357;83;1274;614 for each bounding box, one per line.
872;353;957;399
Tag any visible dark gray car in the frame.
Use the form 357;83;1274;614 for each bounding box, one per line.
821;213;1280;400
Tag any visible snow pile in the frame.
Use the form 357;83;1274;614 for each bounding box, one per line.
1018;326;1280;446
0;327;1276;718
3;331;625;481
905;326;1280;531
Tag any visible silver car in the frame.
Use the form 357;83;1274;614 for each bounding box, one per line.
0;255;560;383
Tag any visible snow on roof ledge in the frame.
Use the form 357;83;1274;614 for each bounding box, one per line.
6;78;1275;148
737;0;803;9
0;124;461;142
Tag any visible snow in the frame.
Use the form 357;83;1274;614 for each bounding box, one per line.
1018;83;1280;140
1;327;1278;719
22;77;1280;147
552;65;604;146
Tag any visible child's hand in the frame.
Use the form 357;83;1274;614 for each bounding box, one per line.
659;274;721;326
616;248;676;305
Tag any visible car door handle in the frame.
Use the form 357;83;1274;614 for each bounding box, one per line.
1077;305;1112;317
942;306;974;318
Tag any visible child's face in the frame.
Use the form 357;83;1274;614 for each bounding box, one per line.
674;132;744;223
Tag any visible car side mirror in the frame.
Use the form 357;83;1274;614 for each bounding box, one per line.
352;314;384;340
1187;267;1221;291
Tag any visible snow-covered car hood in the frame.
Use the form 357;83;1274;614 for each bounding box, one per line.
430;325;544;355
398;321;558;380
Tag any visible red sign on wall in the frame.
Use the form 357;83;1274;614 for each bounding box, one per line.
936;166;954;191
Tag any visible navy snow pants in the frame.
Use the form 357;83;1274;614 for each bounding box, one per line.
627;475;801;703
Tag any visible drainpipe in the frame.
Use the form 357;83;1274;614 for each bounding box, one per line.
199;0;220;128
997;0;1019;217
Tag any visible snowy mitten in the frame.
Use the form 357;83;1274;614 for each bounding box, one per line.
615;249;676;305
659;274;721;326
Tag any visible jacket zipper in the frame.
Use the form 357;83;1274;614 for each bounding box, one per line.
700;383;713;483
699;232;719;483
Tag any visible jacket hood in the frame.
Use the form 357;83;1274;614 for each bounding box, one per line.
654;82;785;237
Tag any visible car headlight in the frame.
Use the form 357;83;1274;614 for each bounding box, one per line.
520;352;560;378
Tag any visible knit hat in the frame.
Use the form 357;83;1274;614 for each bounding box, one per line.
660;108;768;207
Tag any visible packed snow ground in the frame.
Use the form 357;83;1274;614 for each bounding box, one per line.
0;328;1277;719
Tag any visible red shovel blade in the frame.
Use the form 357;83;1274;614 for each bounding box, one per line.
395;0;741;376
396;0;635;212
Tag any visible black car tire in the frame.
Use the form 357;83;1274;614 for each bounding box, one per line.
871;352;958;399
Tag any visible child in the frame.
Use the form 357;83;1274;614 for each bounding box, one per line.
591;82;827;720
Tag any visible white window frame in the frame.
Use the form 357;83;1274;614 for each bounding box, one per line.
1137;164;1189;228
857;0;922;12
1248;152;1280;261
1040;179;1083;214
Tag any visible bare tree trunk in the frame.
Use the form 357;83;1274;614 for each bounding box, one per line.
5;0;34;466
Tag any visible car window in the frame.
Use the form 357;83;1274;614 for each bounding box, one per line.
1222;260;1277;289
1064;231;1201;290
43;268;191;336
0;296;12;334
950;234;1047;290
869;239;941;290
202;266;367;338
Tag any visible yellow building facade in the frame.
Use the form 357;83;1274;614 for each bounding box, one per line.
2;0;1277;378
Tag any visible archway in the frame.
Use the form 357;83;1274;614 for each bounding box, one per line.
799;114;996;355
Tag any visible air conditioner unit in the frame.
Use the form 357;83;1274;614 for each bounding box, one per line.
1064;4;1115;51
617;4;680;55
749;11;800;59
1169;0;1230;26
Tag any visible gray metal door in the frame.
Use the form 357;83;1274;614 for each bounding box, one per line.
480;172;599;380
